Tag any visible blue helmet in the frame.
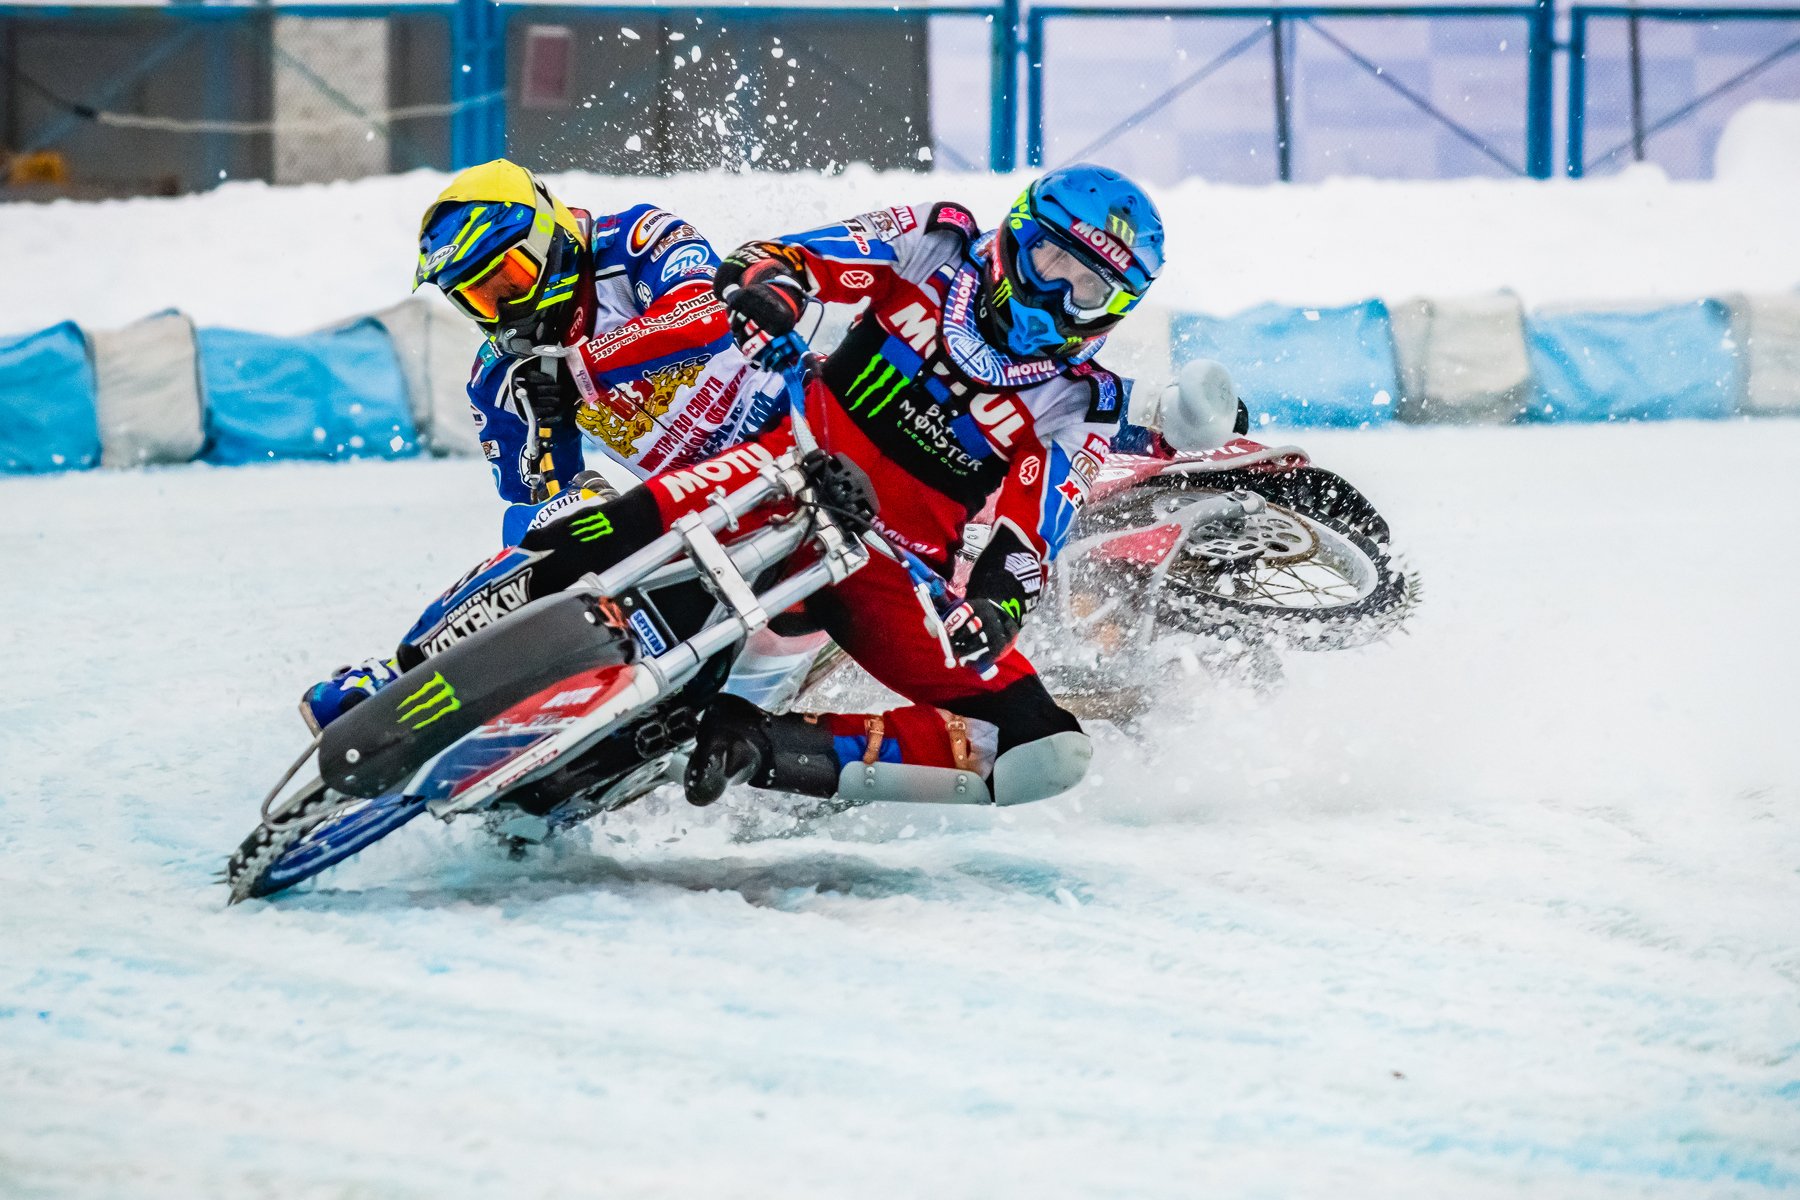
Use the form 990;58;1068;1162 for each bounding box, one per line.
415;159;588;354
985;163;1165;359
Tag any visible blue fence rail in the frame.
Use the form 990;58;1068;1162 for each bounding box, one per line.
1025;2;1556;178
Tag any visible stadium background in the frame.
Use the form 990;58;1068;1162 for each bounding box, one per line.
3;0;1799;195
0;0;1798;476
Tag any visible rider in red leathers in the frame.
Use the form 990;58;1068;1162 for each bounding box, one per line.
520;165;1165;807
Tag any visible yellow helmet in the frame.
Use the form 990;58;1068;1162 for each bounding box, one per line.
415;160;588;352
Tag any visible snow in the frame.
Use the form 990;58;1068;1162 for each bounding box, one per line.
7;163;1800;339
1715;101;1800;189
3;419;1798;1197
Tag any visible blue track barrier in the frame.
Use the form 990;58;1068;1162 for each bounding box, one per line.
197;320;417;466
0;322;99;474
1525;301;1739;422
1171;300;1401;428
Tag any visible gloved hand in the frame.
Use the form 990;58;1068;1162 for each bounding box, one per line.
942;595;1022;671
717;255;807;367
510;364;578;427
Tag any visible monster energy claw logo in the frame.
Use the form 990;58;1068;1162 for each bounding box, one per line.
397;672;461;730
571;510;613;542
844;352;911;417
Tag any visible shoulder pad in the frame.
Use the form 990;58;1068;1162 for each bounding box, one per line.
1067;360;1127;424
624;206;684;256
926;202;981;243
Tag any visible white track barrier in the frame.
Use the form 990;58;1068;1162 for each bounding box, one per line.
88;310;206;468
1725;292;1800;416
1389;292;1532;423
367;297;485;457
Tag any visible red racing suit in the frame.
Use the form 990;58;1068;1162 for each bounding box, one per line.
634;202;1130;773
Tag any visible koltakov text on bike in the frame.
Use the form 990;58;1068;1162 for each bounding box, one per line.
304;163;1166;810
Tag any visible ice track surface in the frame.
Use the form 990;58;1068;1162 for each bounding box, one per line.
2;420;1797;1199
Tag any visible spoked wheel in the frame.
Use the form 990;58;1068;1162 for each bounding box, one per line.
1055;466;1418;654
1164;501;1408;648
225;776;428;904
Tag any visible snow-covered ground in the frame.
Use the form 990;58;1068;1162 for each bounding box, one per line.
8;161;1800;339
2;418;1797;1197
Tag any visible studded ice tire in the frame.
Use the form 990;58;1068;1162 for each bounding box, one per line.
1081;466;1419;652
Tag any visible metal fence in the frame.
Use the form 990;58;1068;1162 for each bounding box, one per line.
0;6;459;195
1;0;1797;196
1025;4;1554;183
1568;4;1800;177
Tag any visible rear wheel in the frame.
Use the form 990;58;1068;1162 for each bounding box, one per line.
1052;466;1418;654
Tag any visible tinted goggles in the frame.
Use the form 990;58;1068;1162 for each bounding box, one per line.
1014;215;1141;324
448;245;544;322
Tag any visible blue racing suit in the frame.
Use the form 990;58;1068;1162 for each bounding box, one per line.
466;203;783;542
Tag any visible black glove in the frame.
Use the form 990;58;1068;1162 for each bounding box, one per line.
945;525;1041;670
511;364;578;428
716;249;807;366
943;595;1022;671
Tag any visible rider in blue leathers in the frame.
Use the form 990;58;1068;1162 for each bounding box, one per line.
417;159;783;543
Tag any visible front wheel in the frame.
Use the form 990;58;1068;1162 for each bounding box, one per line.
225;778;428;903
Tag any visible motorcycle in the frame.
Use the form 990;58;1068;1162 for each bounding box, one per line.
225;354;1416;903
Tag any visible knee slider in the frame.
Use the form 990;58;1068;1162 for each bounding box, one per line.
991;731;1092;807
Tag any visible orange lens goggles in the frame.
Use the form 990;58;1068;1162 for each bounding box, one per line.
453;246;542;321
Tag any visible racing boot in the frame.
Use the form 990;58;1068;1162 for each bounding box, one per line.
683;695;840;806
299;656;403;735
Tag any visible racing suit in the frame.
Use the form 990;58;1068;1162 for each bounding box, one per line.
468;203;783;542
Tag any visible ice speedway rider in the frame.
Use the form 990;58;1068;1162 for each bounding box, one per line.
305;163;1166;810
415;158;782;541
302;160;783;729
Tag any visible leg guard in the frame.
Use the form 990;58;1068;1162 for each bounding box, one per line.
990;730;1092;806
833;730;1091;807
835;761;988;805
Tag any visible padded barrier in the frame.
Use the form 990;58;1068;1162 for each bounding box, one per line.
1389;292;1533;424
1723;292;1800;416
1170;300;1400;429
0;321;99;474
198;319;417;465
89;310;206;468
365;296;485;457
1525;301;1739;423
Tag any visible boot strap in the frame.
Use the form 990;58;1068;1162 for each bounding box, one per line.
940;710;975;772
862;715;886;765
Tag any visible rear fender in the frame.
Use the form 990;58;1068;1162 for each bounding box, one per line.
1087;439;1311;502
